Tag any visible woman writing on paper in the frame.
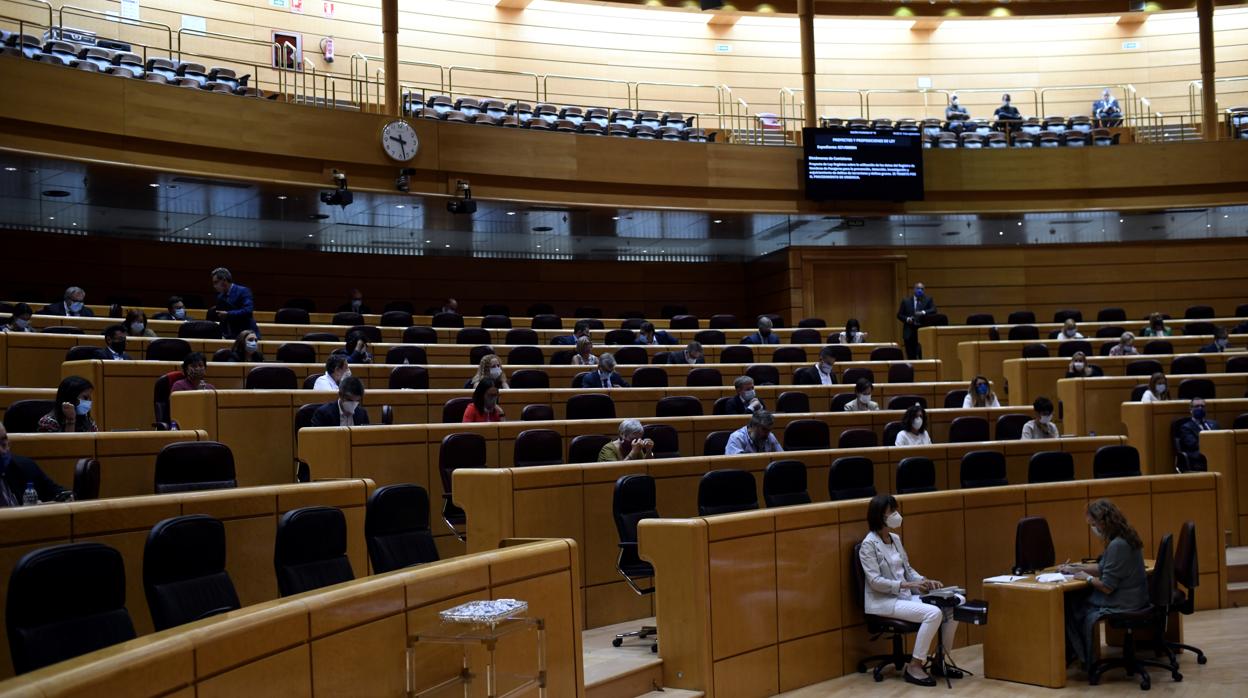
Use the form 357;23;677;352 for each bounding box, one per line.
859;494;961;686
1059;499;1148;670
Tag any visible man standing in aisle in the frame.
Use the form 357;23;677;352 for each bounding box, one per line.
208;267;259;340
897;281;935;360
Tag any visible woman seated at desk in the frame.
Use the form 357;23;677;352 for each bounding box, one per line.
860;494;960;687
1060;499;1149;671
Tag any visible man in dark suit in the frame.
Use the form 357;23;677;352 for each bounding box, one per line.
208;267;259;340
665;341;705;365
793;346;838;385
0;425;70;505
1093;88;1122;127
100;324;133;361
1198;326;1230;353
582;353;629;388
43;286;95;317
336;288;372;315
1177;397;1219;471
552;320;591;346
741;317;780;345
720;376;765;415
896;282;936;360
310;376;370;427
635;322;677;346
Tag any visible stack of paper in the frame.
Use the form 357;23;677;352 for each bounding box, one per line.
1036;573;1072;583
983;575;1026;584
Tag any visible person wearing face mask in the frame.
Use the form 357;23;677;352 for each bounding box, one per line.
843;378;880;412
1065;351;1097;378
125;309;158;338
2;303;35;333
1140;312;1171;337
439;298;459;315
462;378;505;423
100;324;132;361
634;321;676;346
1140;372;1170;403
1198;326;1231;353
993;92;1022;130
313;355;350;392
741;316;780;345
666;341;705;365
338;330;373;364
722;376;765;415
897;282;936;360
894;404;931;446
553;320;592;347
1093;88;1123;128
572;336;599;366
466;354;511;389
208;267;259;340
1021;396;1059;439
170;353;214;393
153;296;188;322
1058;318;1084;341
45;286;94;317
795;346;839;385
337;289;372;315
38;376;97;433
1059;499;1147;671
859;494;956;686
0;425;71;505
582;352;628;388
310;377;369;427
598;419;654;461
1108;331;1139;356
837;319;867;344
1176;397;1218;471
944;94;969;127
230;330;264;362
961;375;1000;408
725;410;784;455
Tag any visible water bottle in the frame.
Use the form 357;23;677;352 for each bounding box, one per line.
21;482;38;506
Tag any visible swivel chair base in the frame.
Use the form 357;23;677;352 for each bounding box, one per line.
1088;627;1181;691
612;624;658;653
1168;641;1207;665
856;631;913;683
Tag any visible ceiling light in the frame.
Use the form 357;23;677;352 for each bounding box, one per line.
1224;215;1230;218
71;222;77;226
1119;219;1124;223
444;243;450;248
506;211;516;216
277;195;288;201
395;204;405;209
1017;222;1022;226
307;234;313;238
555;248;560;251
425;239;431;244
713;219;723;224
48;216;54;220
3;167;16;172
207;232;212;236
611;216;619;221
998;231;1003;235
536;245;541;248
148;183;160;188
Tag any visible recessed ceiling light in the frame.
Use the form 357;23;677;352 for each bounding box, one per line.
395;204;405;209
71;222;77;226
1224;215;1230;219
1207;224;1212;228
1119;219;1124;223
3;167;16;172
149;183;160;188
207;232;212;236
307;234;313;238
277;195;287;200
425;239;431;244
898;233;903;238
611;216;619;221
48;216;54;220
1017;222;1022;226
713;219;723;224
554;248;559;251
506;211;516;216
536;244;541;248
998;231;1003;235
330;239;335;243
444;243;450;248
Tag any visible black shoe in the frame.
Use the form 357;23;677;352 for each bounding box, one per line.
904;669;937;687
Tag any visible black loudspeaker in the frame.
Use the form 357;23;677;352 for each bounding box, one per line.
701;0;725;9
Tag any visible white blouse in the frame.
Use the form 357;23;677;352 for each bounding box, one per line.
894;430;932;447
880;540;914;601
962;394;1001;409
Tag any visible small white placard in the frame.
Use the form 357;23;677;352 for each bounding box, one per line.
1122;41;1140;50
916;76;933;89
120;0;139;20
181;15;206;32
714;44;732;53
269;0;288;8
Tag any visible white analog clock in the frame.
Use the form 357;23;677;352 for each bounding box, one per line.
381;120;419;162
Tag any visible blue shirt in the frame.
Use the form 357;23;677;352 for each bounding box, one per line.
725;425;783;455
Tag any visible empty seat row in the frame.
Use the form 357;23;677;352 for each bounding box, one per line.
1;34;264;97
925;129;1115;149
966;305;1243;326
403;92;709;141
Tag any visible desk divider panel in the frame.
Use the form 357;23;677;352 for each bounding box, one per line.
1122;399;1248;476
0;479;374;681
638;473;1228;698
1202;429;1248;546
453;436;1122;629
8;430;208;499
1059;376;1248;438
0;538;584;698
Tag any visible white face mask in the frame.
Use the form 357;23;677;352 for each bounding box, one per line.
911;417;924;432
351;299;362;309
14;318;29;329
859;393;872;404
340;400;359;414
1039;414;1052;424
742;389;756;402
173;308;186;320
885;511;903;529
245;340;258;351
819;362;832;374
686;353;699;364
1072;362;1085;371
1156;383;1167;394
129;322;144;335
1091;525;1102;539
1065;328;1077;337
489;366;502;379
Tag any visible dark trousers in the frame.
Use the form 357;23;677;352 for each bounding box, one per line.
904;333;922;360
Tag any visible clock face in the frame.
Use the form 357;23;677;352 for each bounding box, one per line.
381;120;419;162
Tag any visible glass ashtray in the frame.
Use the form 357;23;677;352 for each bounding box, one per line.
439;599;529;626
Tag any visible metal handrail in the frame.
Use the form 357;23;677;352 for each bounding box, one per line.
447;65;540;102
635;81;723;123
780;87;864;128
541;74;634;109
1189;76;1248;118
349;52;444;108
862;88;950;120
58;3;171;53
938;87;1039;121
176;27;276;61
1038;83;1133;122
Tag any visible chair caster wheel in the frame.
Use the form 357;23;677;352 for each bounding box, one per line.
1197;656;1207;665
1140;678;1151;691
651;644;658;654
611;638;622;647
856;663;867;674
873;673;884;683
1172;672;1182;682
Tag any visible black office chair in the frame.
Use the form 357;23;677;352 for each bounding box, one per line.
1093;444;1141;479
1021;343;1050;359
1177;378;1215;401
245;366;297;389
73;458;101;501
380;310;414;327
275;307;312;325
719;346;754;364
696;469;758;515
1126;359;1163;377
643;424;680;459
611;474;659;652
1058;340;1093;358
403;326;438;344
276;342;317;364
510;369;550;389
828;456;876;501
531;314;562;330
775;391;810;414
631;366;668;388
3;399;56;433
273;506;354;597
883;421;904;448
842;367;875;386
1088;534;1180;690
746;364;779;386
1097;307;1127;322
948;416;990;443
790;328;821;345
886;395;925;411
772;347;806;364
762;460;811;507
567;393;616;420
507;346;544;366
153;441;237;494
1170;418;1205;473
704;431;731;456
1170;355;1207;375
943;390;968;409
569;434;612;463
521;404;554;422
178;320;221;339
143;515;241;631
441;397;472;424
432;312;464;328
385;345;428;366
1143;340;1174;355
831;393;858;412
896;457;937;494
439;432;485;540
146;338;193;362
6;542;136;674
1167;521;1207;665
823;345;853;362
1012;516;1055;574
851;542;922;682
687;367;723;387
783;419;830;451
838;428;877;450
514;429;563;467
365;484;439;574
694;329;726;346
656;396;703;418
959;451;1007;488
1009;325;1040;341
457;328;492;345
994;414;1031;441
1027;451;1074;483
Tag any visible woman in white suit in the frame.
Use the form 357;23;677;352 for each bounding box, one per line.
859;494;961;686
